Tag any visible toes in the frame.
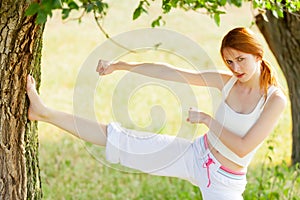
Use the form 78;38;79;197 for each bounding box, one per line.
26;75;36;90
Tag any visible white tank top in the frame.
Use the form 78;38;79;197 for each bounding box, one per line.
207;76;277;167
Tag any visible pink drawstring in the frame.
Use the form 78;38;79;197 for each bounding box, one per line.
203;154;215;187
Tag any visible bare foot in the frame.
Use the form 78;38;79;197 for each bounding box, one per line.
27;75;49;121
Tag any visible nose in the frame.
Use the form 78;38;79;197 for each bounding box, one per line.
231;62;241;72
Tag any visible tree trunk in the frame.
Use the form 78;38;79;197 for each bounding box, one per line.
0;0;43;199
256;11;300;165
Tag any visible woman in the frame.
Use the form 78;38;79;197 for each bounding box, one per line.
27;27;286;199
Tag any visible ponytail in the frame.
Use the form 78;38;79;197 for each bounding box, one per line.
260;60;278;100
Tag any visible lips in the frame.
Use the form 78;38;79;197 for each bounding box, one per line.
235;73;245;79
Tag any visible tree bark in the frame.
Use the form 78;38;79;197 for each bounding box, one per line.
256;11;300;165
0;0;43;199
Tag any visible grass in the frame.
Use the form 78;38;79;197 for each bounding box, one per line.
38;1;298;199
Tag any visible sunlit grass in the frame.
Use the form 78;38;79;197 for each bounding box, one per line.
38;1;296;199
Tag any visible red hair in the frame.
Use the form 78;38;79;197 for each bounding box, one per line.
220;27;277;98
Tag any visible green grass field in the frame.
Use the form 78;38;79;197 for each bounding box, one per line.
38;1;299;199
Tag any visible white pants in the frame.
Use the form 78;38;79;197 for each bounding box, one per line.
105;122;247;200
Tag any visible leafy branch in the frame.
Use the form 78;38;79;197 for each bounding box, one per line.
26;0;300;34
92;10;137;53
132;0;300;26
25;0;109;23
25;0;300;52
26;0;136;53
26;0;300;26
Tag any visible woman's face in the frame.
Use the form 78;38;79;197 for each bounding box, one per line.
222;47;261;82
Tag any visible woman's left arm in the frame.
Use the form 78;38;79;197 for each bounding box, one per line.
188;90;287;157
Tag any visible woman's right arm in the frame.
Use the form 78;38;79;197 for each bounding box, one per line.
96;60;231;90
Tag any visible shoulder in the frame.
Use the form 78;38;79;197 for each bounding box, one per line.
219;71;233;82
264;87;287;113
256;87;287;129
219;72;236;91
201;70;234;90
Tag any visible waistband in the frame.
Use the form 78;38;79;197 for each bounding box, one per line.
201;134;246;180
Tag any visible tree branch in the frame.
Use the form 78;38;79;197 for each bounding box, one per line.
93;11;136;54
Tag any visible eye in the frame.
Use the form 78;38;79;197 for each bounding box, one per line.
226;60;233;65
237;57;244;62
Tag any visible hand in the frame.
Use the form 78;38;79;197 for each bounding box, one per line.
96;59;115;76
187;107;210;124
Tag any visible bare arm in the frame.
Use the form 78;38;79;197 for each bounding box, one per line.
188;89;287;157
96;60;231;90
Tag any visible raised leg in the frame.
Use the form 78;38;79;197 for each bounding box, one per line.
106;123;198;185
26;75;107;146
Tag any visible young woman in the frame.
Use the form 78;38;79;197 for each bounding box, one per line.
27;27;287;199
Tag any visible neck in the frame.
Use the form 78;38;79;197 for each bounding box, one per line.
238;68;262;93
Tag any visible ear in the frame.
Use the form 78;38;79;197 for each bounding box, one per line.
255;55;262;62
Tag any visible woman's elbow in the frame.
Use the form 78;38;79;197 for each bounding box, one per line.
234;141;252;158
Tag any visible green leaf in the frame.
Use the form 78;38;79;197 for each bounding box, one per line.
65;159;71;167
230;0;243;7
252;0;259;9
268;192;279;199
218;0;227;6
162;2;172;13
170;0;179;7
268;155;273;162
36;10;48;24
133;8;142;20
265;1;272;10
87;3;94;12
62;8;71;20
95;0;106;12
25;2;40;16
133;1;149;20
41;0;56;12
52;0;62;9
151;16;164;27
214;13;221;26
268;145;274;151
68;1;79;10
276;7;284;18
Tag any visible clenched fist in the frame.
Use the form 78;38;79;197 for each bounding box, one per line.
187;107;210;124
96;59;115;76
